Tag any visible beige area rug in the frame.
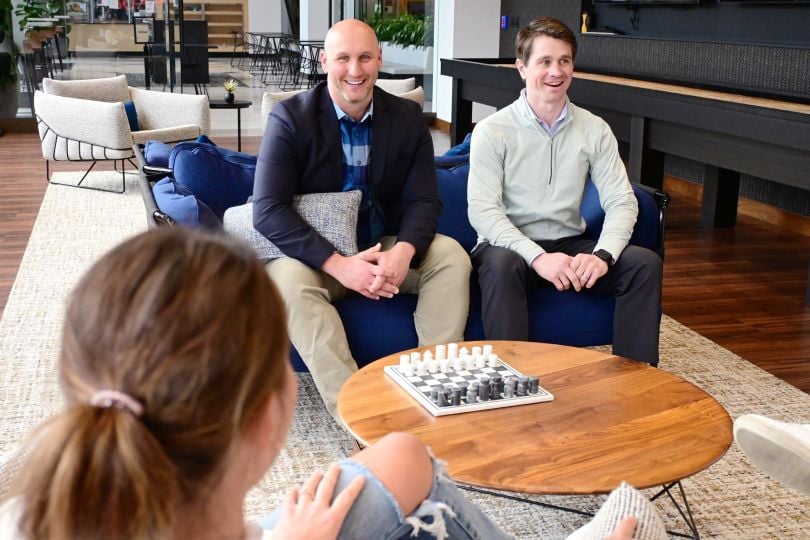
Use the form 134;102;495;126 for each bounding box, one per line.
0;172;808;538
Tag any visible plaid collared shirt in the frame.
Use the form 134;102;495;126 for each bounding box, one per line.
335;103;384;248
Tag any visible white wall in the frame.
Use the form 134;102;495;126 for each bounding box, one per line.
248;0;283;33
433;0;501;124
300;0;329;40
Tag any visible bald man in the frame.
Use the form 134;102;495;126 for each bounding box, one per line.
253;19;471;422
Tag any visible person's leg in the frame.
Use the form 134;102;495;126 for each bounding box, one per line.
395;234;472;345
471;244;533;340
592;245;662;365
265;257;354;422
734;414;810;495
260;432;512;539
554;238;662;366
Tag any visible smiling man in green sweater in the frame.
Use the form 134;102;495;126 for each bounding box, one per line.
467;16;662;365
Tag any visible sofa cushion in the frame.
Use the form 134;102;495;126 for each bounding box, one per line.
144;140;171;168
152;177;220;230
169;141;256;219
444;133;472;157
582;181;659;250
224;190;363;263
289;293;419;371
436;163;477;253
124;100;139;132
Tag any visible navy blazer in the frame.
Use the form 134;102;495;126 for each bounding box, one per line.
253;82;441;270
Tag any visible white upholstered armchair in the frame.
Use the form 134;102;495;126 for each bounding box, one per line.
34;75;210;193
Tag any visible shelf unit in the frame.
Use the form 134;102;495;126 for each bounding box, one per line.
183;0;248;51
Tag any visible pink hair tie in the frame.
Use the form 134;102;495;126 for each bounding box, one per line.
89;390;144;417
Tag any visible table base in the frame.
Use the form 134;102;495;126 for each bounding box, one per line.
459;480;700;539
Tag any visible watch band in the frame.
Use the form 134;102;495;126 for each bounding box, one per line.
593;249;613;266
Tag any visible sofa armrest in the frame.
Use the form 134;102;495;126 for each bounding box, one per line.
133;143;176;228
632;182;670;261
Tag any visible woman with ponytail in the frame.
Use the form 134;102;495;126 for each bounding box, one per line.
0;229;520;540
0;229;642;539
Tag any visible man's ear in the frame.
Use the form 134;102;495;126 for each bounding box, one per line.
320;50;329;73
515;59;526;81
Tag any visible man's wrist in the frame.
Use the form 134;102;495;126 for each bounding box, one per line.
321;251;343;274
394;241;416;258
592;249;614;267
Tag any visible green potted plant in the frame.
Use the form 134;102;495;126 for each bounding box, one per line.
0;0;20;118
367;13;433;70
14;0;49;33
223;78;238;103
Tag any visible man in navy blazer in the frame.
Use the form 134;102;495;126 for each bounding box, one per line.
253;19;471;421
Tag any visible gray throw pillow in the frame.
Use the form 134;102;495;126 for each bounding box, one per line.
223;190;362;263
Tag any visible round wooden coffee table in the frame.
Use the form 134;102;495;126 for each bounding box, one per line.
338;341;732;496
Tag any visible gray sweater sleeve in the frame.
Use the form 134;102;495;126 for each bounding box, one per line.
589;122;638;261
467;124;545;264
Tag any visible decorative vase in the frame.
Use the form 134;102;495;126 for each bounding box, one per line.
224;91;234;103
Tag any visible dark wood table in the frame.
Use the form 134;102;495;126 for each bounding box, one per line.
338;341;732;495
208;98;252;151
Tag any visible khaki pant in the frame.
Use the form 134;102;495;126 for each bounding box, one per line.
266;234;472;422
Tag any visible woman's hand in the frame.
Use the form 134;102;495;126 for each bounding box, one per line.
270;463;366;539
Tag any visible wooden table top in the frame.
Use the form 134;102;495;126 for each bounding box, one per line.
338;341;732;495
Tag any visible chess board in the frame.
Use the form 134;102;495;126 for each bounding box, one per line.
384;357;554;417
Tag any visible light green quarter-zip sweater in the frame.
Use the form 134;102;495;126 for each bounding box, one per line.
468;97;638;264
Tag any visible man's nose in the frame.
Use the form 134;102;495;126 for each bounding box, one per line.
348;59;363;75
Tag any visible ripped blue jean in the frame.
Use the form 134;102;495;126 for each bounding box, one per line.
260;456;513;540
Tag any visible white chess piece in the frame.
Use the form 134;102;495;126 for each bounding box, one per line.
400;354;411;368
447;343;458;360
462;354;474;371
472;346;482;358
453;357;463;371
483;344;493;357
488;353;500;368
416;360;427;376
411;351;421;364
435;344;446;361
439;358;450;373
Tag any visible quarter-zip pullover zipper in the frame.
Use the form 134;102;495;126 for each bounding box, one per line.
548;136;554;185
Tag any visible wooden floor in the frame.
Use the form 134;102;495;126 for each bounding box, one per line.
1;132;808;393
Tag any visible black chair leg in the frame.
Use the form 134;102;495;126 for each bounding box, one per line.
46;160;127;194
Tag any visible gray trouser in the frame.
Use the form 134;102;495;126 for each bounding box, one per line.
267;234;472;421
473;236;662;365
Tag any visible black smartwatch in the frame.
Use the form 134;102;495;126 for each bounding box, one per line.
593;249;613;267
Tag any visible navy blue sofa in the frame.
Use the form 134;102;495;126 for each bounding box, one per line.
134;140;668;373
290;158;669;371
